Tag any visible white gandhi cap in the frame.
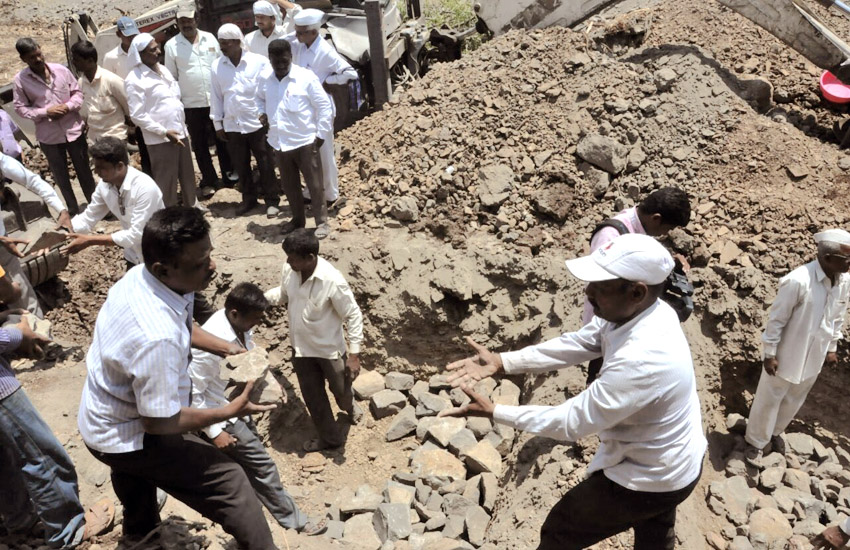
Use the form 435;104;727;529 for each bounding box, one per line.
253;1;276;16
565;233;674;285
814;228;850;246
294;9;325;27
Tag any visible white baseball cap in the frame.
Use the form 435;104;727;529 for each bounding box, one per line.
565;233;674;285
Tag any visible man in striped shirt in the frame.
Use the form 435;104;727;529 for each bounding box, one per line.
78;206;278;549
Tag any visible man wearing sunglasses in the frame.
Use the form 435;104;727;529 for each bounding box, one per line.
745;229;850;468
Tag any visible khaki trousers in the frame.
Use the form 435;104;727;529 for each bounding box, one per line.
147;138;197;207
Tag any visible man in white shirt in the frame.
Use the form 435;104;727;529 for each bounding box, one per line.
442;234;706;550
745;229;850;467
125;33;201;210
288;9;358;205
71;41;130;144
103;16;152;175
246;0;301;59
164;7;234;194
0;153;70;317
265;229;364;452
79;206;277;549
63;137;163;266
189;282;325;535
259;39;333;238
211;24;279;217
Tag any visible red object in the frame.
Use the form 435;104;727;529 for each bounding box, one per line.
821;70;850;104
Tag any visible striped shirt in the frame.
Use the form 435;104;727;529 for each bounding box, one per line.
0;328;24;400
78;265;194;453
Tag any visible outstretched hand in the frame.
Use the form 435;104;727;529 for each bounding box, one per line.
232;380;277;416
445;337;503;387
438;385;495;419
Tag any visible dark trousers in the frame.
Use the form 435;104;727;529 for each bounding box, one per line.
185;107;232;187
274;143;326;227
293;355;351;447
40;135;96;214
87;433;275;550
227;129;278;206
538;470;701;550
134;126;152;176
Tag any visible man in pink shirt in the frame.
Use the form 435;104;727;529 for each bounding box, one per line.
12;38;96;215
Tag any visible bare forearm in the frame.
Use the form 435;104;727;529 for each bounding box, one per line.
143;404;238;435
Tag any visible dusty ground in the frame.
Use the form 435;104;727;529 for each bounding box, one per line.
5;0;850;549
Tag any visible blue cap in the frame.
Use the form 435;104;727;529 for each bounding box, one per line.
116;16;140;37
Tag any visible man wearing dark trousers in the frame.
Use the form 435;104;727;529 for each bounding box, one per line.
78;207;277;549
442;234;706;550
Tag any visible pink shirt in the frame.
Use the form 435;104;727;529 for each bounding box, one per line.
13;63;84;145
581;207;646;324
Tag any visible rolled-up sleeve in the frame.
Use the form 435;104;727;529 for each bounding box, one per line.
0;154;65;213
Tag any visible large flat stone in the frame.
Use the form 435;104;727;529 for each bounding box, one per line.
464;440;503;476
340;484;384;515
386;371;415;391
387;405;418;441
748;507;792;549
343;513;382;550
373;502;413;542
465;505;491;546
411;449;466;484
426;417;467;447
220;347;269;383
371;389;408;419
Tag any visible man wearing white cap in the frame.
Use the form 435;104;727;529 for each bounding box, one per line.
441;233;706;550
744;229;850;467
211;24;280;217
125;33;200;210
246;0;302;58
287;8;358;204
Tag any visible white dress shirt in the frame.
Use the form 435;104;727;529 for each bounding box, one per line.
762;260;850;384
102;45;134;80
164;30;220;109
70;166;164;264
79;265;194;453
0;153;65;236
125;63;188;145
495;300;706;493
210;50;272;134
258;64;332;152
245;5;300;58
289;34;358;86
188;308;253;439
79;67;130;142
265;257;363;359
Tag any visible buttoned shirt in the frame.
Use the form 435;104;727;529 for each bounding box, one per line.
0;328;24;401
289;34;358;86
102;45;134;79
495;300;706;493
582;206;647;324
762;260;850;384
245;5;300;59
13;63;85;145
79;67;130;142
125;63;187;145
0;153;66;236
164;31;221;109
265;257;363;359
210;51;271;133
188;308;253;439
70;166;164;264
79;264;194;453
258;65;332;152
0;110;22;158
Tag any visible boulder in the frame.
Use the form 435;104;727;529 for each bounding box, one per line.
386;372;415;391
465;506;491;547
464;440;503;476
416;393;451;417
411;449;467;484
371;389;408;419
354;370;386;400
390;196;420;222
426;417;467;447
575;134;629;174
387;406;418;441
340;485;384;515
344;513;382;550
748;507;792;549
373;503;413;543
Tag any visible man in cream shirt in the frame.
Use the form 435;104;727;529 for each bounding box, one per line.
442;234;706;550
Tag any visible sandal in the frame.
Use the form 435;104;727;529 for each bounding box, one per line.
81;497;115;541
299;517;328;536
314;223;331;240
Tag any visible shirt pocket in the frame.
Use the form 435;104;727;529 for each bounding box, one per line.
95;94;118;117
284;90;310;113
302;296;326;323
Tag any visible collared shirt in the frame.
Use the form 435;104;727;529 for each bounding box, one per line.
258;64;332;152
79;67;130;142
70;166;164;264
102;45;134;79
188;308;253;439
289;34;358;86
265;256;363;359
0;153;66;236
582;207;647;324
762;260;850;384
245;5;300;59
210;50;271;134
79;264;194;453
0;110;22;158
495;300;706;493
13;63;85;145
164;31;221;109
0;328;24;401
125;63;187;145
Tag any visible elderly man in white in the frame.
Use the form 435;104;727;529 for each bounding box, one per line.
745;229;850;467
246;0;301;58
286;8;358;205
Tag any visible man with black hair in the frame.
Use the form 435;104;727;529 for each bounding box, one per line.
79;206;278;550
265;228;363;451
64;137;163;265
188;282;325;535
13;37;96;214
71;41;130;145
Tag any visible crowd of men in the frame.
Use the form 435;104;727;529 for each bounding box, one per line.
1;2;850;550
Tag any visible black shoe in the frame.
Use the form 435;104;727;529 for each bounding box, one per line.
280;220;305;234
235;202;258;215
